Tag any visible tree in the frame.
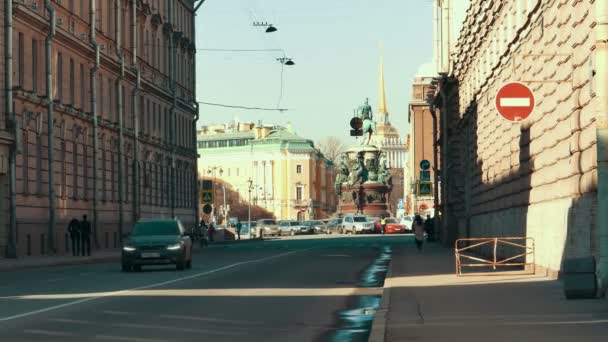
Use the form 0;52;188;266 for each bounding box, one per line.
318;136;346;161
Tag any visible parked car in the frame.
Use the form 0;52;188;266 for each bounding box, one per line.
369;217;382;233
383;218;407;234
325;218;343;234
400;215;414;232
240;221;258;239
341;215;374;234
278;220;307;236
256;219;280;237
121;219;193;272
304;220;327;234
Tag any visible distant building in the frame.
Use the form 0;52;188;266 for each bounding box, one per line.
197;121;337;221
407;77;439;217
370;59;407;217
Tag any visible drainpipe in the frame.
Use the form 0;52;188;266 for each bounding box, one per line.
168;0;176;218
430;107;440;240
45;0;57;254
89;0;100;249
5;0;17;258
115;0;126;242
595;0;608;297
131;0;141;223
439;76;449;245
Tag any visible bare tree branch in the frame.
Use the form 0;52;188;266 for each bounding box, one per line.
317;137;346;162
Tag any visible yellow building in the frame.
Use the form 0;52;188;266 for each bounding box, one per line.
197;122;337;221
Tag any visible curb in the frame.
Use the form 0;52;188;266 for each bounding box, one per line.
0;255;121;272
368;260;393;342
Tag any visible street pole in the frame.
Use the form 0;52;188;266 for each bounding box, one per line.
247;178;253;225
222;185;227;222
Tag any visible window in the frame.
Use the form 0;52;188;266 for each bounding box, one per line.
111;151;116;201
36;132;42;195
18;32;24;89
72;141;78;199
102;147;107;202
108;78;113;122
296;186;303;201
32;39;38;93
61;140;67;198
80;64;85;110
69;59;74;105
99;75;104;117
22;128;29;195
296;164;302;174
57;53;63;102
80;0;85;18
69;0;74;12
83;139;88;200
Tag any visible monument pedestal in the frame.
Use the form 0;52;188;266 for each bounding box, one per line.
339;183;390;217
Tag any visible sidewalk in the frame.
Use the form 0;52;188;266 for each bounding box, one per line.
0;250;120;272
370;242;608;342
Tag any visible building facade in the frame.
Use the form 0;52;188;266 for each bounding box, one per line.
1;0;198;258
430;0;608;277
197;122;337;222
408;76;439;216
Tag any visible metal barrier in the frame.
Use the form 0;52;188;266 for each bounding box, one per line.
454;237;535;276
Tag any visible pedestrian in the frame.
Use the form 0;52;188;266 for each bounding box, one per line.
208;222;215;242
236;221;242;241
380;216;387;235
67;217;81;256
80;214;92;256
413;214;425;252
424;215;434;241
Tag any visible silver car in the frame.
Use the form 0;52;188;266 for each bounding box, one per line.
279;220;308;236
305;220;327;234
341;215;374;234
256;219;280;237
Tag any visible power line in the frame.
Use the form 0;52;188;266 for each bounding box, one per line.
198;101;289;112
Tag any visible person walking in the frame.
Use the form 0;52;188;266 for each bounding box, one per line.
208;222;215;242
67;217;81;256
80;214;92;256
236;221;242;241
424;215;434;241
380;216;387;235
413;214;425;252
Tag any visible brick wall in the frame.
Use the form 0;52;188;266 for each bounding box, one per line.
447;0;598;273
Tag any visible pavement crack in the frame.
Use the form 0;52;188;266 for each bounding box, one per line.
416;301;425;324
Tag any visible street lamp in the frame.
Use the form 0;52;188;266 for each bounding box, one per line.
247;178;254;227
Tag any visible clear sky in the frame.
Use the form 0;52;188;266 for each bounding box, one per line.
194;0;463;143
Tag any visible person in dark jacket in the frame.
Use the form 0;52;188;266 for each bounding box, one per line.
424;215;435;241
236;221;242;241
80;215;92;256
68;218;81;256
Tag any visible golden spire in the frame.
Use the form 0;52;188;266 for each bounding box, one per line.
379;47;388;116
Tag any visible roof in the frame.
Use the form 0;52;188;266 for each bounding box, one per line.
197;131;255;141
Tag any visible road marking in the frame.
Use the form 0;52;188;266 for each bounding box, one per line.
0;249;311;322
23;329;81;337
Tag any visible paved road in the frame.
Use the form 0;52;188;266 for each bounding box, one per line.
0;235;410;342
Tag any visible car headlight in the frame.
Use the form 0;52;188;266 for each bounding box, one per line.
166;243;182;250
123;246;136;252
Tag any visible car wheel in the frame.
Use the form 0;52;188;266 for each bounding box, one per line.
121;263;131;272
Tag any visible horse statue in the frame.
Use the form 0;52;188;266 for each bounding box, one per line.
357;98;377;145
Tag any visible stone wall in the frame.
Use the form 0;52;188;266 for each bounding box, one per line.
447;0;598;273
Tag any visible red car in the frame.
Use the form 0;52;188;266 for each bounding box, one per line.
379;218;406;234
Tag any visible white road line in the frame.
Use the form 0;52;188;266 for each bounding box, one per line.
0;248;311;322
23;329;81;337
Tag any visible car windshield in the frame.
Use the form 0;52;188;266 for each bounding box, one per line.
263;220;276;225
353;217;367;222
131;221;180;236
386;219;397;223
289;222;300;226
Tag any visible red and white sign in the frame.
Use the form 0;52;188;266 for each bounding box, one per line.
495;82;535;122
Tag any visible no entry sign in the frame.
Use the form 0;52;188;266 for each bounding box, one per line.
495;82;535;122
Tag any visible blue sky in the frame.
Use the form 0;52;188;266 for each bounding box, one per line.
194;0;440;143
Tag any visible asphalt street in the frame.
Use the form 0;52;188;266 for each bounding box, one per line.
0;235;411;342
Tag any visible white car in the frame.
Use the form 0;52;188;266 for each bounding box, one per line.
278;220;307;236
400;215;414;232
341;215;374;234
